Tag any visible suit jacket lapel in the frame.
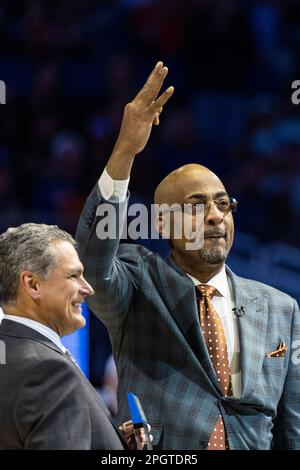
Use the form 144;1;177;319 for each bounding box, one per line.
227;267;268;399
161;258;269;398
1;319;114;417
163;254;223;394
0;319;65;356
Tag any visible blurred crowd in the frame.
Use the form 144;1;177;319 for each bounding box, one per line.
1;0;300;396
1;0;300;244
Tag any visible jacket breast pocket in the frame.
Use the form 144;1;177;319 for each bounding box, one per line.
260;356;287;401
263;356;286;367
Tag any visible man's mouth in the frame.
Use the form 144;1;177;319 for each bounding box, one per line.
72;302;83;312
204;233;226;239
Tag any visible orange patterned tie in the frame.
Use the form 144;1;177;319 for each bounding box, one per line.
197;284;232;450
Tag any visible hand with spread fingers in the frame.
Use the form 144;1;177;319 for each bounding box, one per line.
107;61;174;179
119;420;153;450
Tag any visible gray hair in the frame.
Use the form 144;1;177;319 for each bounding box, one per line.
0;223;76;305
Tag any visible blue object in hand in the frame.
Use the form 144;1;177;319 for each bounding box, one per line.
127;392;153;450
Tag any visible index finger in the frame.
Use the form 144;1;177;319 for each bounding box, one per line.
134;61;169;105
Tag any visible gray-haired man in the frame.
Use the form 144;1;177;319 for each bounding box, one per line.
0;223;146;450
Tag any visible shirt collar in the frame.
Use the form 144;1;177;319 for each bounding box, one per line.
2;314;66;353
186;265;229;298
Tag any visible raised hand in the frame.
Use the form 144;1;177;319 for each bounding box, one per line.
113;61;174;158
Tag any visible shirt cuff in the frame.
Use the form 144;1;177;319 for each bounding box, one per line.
98;168;129;202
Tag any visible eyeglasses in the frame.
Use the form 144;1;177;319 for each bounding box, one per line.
184;197;238;217
158;197;238;217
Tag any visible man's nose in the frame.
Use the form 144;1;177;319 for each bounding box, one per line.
80;278;95;297
205;201;224;226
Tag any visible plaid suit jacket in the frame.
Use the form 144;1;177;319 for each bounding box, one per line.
76;184;300;450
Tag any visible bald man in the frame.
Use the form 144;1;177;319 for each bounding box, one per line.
76;62;300;450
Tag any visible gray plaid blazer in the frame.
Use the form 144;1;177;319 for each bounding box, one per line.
76;184;300;450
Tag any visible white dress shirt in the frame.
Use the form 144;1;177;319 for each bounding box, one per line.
2;314;67;353
99;168;241;396
98;168;129;202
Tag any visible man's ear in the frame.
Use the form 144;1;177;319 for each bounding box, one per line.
19;271;42;300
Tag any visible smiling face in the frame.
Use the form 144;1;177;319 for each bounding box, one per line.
155;164;235;277
37;240;94;336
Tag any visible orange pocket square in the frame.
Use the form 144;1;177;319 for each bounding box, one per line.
265;342;288;358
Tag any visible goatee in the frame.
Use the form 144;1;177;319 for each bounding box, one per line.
197;247;228;265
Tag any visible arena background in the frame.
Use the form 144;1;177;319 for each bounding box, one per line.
1;0;300;414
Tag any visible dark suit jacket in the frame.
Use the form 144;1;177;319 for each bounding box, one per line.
0;319;125;450
76;184;300;450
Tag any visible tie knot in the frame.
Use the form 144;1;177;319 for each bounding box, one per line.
197;284;217;299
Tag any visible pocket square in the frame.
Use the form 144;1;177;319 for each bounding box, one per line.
265;342;288;358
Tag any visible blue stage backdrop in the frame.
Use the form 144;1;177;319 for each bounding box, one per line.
62;303;89;377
